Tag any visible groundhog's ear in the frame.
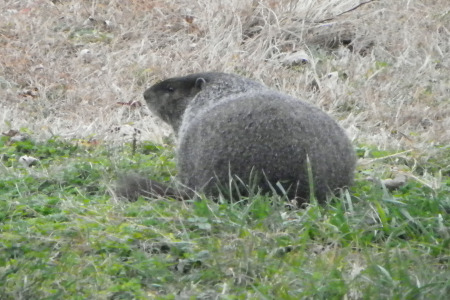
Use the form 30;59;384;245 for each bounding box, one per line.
195;77;206;90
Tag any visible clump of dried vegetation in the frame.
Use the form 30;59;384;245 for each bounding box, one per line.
1;0;448;149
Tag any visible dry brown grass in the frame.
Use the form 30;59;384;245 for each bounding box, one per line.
1;0;449;151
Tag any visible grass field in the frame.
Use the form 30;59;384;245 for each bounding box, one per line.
1;0;449;299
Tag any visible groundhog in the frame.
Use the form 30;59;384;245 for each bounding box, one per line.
121;72;356;205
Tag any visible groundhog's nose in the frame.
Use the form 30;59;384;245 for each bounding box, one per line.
143;88;150;100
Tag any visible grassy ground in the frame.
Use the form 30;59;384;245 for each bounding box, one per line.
0;0;449;299
0;138;448;299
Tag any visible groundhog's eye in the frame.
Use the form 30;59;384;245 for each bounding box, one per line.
166;86;175;93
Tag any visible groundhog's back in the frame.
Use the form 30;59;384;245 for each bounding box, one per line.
177;89;356;203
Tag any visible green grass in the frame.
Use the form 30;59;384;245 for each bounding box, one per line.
0;137;449;299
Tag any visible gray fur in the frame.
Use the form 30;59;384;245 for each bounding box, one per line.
143;72;356;205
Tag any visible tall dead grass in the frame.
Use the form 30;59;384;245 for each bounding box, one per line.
0;0;449;152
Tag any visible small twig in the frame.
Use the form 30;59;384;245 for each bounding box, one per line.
131;128;138;156
318;0;377;23
359;149;414;164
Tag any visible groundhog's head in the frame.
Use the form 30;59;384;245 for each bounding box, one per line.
144;75;207;133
